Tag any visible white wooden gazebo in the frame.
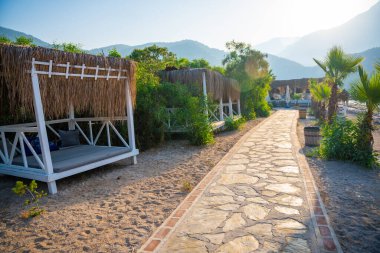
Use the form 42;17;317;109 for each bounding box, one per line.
0;45;138;194
160;68;241;132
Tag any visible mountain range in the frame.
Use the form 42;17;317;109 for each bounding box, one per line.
274;1;380;65
1;1;379;84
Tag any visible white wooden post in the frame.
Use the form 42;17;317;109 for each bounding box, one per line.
126;79;137;164
31;59;56;194
219;98;224;121
202;71;208;116
237;98;241;116
68;104;75;130
106;122;111;147
228;96;233;117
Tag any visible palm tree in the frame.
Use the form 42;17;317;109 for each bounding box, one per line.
313;46;363;122
349;65;380;154
310;80;331;122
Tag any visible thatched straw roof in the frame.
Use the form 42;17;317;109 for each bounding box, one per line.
271;78;324;89
160;68;240;101
0;44;136;121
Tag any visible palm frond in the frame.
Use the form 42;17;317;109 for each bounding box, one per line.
375;61;380;73
313;58;327;73
350;67;380;111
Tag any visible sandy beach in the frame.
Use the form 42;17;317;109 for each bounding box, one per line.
0;119;263;253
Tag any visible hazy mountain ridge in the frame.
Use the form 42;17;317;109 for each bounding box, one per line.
0;26;51;48
256;37;299;55
0;26;379;83
278;1;380;65
89;40;227;66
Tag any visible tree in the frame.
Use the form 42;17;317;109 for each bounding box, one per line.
313;46;363;122
108;47;122;58
211;66;225;75
52;42;84;53
129;45;177;74
176;58;190;68
189;58;211;69
349;65;380;158
223;40;272;118
15;36;35;46
309;80;331;122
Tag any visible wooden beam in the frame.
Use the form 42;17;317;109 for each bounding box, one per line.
125;79;137;164
228;96;233;117
31;59;54;176
202;71;208;116
219;98;224;121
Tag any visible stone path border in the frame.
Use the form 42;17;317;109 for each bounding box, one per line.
291;113;343;253
138;110;342;253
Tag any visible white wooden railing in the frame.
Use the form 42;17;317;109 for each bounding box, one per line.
0;117;130;170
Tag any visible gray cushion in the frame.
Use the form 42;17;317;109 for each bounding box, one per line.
59;130;80;147
13;145;131;172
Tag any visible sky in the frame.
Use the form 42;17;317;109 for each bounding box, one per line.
0;0;378;50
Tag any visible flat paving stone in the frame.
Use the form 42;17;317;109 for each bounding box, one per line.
201;196;235;206
275;219;307;234
246;223;273;237
275;166;300;174
217;173;259;185
209;185;236;196
204;233;224;245
242;203;270;220
184;208;229;234
215;235;259;253
270;194;304;207
275;205;300;215
265;183;300;194
283;237;311;253
223;213;246;232
151;110;314;253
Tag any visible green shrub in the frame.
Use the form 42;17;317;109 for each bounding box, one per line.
225;116;247;131
255;100;271;117
15;36;35;46
319;117;377;167
0;36;12;44
108;48;122;58
181;180;193;192
186;96;214;145
12;180;47;218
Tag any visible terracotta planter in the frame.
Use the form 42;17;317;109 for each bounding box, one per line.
304;126;321;146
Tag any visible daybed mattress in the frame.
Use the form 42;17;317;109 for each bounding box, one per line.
13;145;131;173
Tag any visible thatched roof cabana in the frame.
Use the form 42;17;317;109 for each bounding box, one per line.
160;68;240;101
271;78;324;90
0;44;138;194
0;44;137;120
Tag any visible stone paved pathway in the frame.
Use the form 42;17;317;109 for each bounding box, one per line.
140;110;340;253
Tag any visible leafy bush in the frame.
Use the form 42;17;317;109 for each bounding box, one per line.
12;180;47;218
181;180;193;192
108;48;122;58
15;36;35;46
0;36;11;44
225;116;246;131
52;42;84;53
186;96;214;145
319;117;377;167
